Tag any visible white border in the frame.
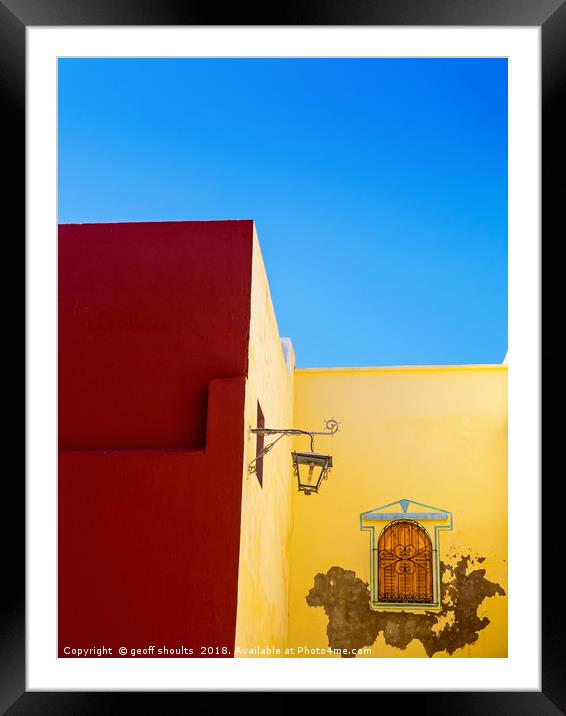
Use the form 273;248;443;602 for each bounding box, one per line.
27;27;540;691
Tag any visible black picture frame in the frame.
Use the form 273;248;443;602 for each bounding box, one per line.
7;0;554;710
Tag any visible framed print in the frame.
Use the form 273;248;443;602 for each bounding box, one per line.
8;0;555;709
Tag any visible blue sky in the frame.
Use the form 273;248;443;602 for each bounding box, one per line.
58;58;507;367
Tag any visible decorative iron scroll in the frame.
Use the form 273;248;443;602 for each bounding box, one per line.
378;593;434;603
248;418;339;474
377;520;434;603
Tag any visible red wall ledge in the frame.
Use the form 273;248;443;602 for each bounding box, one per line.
58;376;246;658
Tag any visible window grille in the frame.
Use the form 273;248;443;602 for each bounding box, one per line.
376;520;433;603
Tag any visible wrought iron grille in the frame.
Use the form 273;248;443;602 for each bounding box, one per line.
375;519;434;603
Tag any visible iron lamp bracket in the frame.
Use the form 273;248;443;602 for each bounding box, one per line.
248;419;339;474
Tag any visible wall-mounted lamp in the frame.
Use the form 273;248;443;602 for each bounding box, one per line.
249;419;339;495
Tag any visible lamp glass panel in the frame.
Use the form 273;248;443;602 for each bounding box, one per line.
292;452;332;493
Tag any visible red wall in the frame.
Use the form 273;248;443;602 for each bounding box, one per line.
58;221;253;657
58;378;245;657
58;220;253;450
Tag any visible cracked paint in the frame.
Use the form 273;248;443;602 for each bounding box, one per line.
306;555;506;657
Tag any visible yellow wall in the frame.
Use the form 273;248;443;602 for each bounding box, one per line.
287;365;507;658
234;226;295;656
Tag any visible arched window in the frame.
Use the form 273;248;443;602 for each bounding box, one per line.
378;520;433;603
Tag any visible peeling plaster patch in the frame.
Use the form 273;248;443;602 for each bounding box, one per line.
306;556;506;658
431;610;455;634
442;592;454;608
466;553;490;574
